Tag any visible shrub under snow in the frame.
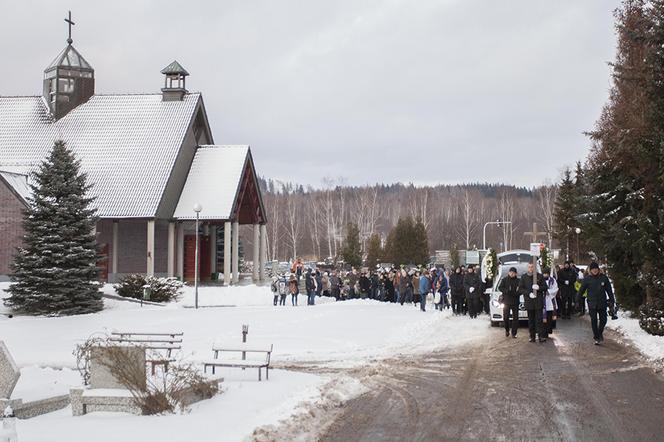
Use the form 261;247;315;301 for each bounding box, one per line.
114;274;184;303
639;298;664;336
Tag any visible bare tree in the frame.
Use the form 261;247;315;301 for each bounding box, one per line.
409;187;430;230
457;190;479;249
283;189;301;260
536;183;557;248
498;189;515;251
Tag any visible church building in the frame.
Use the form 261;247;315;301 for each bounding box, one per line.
0;15;268;284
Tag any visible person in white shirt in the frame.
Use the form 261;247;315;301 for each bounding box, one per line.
541;268;559;341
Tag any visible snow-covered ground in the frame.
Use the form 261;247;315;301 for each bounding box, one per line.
0;282;489;441
605;311;664;366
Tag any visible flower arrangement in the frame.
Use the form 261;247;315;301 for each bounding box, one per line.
482;248;498;281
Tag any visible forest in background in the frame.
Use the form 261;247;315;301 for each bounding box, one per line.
255;177;561;263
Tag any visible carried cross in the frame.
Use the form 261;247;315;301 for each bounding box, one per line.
65;11;75;44
524;222;547;267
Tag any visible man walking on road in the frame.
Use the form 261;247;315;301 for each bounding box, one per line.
578;262;615;345
519;263;546;342
498;266;520;338
557;261;577;319
464;265;482;319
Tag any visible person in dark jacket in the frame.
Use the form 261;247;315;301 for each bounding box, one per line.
557;261;577;319
464;265;482;318
481;276;493;315
449;267;465;315
384;272;395;303
370;272;380;300
518;263;547;342
359;271;371;299
330;271;341;301
305;270;317;306
578;262;615;345
498;267;520;338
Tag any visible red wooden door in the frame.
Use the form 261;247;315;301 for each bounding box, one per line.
98;243;109;282
184;235;211;281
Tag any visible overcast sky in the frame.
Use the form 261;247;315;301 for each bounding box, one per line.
2;0;621;188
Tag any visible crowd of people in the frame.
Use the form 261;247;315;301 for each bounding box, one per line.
271;262;494;313
270;258;616;345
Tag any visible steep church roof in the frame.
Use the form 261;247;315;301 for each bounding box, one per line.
173;145;260;221
0;93;204;217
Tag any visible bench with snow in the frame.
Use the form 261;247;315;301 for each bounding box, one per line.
203;344;273;381
108;331;183;374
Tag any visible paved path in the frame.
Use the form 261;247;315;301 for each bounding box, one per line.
319;317;664;442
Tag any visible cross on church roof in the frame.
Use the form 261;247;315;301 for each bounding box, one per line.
65;10;75;44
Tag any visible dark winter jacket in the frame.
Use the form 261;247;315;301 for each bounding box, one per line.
578;273;615;310
359;275;371;294
518;272;546;310
498;275;520;306
449;273;465;296
557;267;577;297
305;273;316;292
437;274;449;294
463;272;482;299
289;279;299;295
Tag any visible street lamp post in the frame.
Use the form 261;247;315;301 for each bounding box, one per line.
483;220;512;251
193;203;203;309
575;227;581;262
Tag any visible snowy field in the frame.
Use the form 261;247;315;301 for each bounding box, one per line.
0;282;488;441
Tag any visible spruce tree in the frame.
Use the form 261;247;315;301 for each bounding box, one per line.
412;219;430;266
5;141;102;315
583;0;649;309
365;233;383;269
384;217;429;266
341;223;362;268
553;168;576;260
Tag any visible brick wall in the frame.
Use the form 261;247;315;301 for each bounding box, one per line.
97;219;170;280
0;180;26;280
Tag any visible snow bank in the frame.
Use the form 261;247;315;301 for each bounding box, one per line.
605;311;664;366
15;369;325;442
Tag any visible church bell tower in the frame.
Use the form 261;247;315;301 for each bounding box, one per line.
42;11;95;120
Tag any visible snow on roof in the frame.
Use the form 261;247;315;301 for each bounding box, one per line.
0;170;31;203
173;145;249;220
0;93;201;217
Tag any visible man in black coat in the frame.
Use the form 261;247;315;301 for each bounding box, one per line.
578;262;615;345
305;270;317;305
449;267;465;315
557;261;577;319
464;265;482;319
518;263;547;342
498;267;520;338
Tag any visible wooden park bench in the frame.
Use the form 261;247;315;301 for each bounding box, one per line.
109;331;183;375
202;344;273;381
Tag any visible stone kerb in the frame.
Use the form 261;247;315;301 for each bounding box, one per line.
0;341;20;400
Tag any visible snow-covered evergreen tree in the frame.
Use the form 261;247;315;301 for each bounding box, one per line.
5;140;102;315
553;167;576;260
